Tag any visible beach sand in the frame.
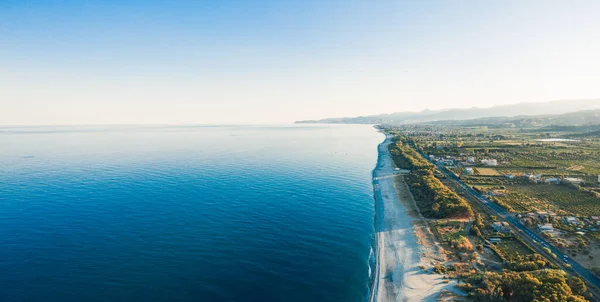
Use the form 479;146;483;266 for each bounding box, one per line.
371;136;457;302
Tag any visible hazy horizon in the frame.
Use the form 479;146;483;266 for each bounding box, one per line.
2;1;600;125
1;98;598;127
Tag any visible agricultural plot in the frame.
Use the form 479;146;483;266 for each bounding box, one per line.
495;238;535;259
493;190;561;214
506;146;600;175
508;184;600;216
474;167;500;176
462;176;514;186
498;168;584;176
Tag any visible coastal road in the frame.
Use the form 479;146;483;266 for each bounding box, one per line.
405;138;600;297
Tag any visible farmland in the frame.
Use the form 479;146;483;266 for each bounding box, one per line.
387;124;600;258
473;183;600;216
507;184;600;216
485;188;561;213
474;167;500;176
404;125;600;217
382;125;597;300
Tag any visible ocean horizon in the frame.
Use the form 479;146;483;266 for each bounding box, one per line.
0;124;383;301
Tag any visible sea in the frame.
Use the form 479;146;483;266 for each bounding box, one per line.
0;124;383;302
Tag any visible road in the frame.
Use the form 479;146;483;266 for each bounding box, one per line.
405;138;600;297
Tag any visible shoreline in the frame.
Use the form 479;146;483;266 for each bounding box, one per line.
369;135;454;302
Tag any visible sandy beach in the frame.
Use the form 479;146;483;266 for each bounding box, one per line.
370;136;455;302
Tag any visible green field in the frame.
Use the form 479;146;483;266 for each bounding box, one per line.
495;238;535;260
507;184;600;216
474;167;500;176
492;190;559;213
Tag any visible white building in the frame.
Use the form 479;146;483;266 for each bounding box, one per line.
566;216;578;224
481;159;498;166
464;167;474;175
492;222;510;233
564;178;585;185
539;224;554;233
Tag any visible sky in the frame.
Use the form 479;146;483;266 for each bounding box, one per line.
1;0;600;125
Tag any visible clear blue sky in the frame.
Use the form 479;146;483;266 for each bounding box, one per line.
1;0;599;125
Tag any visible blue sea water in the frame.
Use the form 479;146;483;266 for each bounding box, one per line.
0;124;383;302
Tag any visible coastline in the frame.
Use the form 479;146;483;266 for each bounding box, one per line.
369;135;454;302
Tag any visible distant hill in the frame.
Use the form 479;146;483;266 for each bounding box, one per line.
296;99;600;124
567;129;600;138
431;109;600;127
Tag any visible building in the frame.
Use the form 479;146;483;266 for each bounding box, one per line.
489;238;502;244
444;159;455;166
564;177;585;185
504;174;515;180
485;190;503;197
481;159;498;166
545;177;560;184
566;216;578;224
538;224;554;233
492;221;510;233
467;156;476;164
464;167;474;175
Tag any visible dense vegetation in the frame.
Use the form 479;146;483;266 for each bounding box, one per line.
506;253;551;272
389;137;474;218
431;221;473;251
459;270;587;301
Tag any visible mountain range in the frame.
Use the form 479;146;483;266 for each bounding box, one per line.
432;109;600;127
296;99;600;125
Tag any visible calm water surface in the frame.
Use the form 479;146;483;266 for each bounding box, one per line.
0;124;383;302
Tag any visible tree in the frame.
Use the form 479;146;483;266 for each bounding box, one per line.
577;237;587;249
470;225;482;237
569;277;587;296
474;213;485;229
468;270;587;302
